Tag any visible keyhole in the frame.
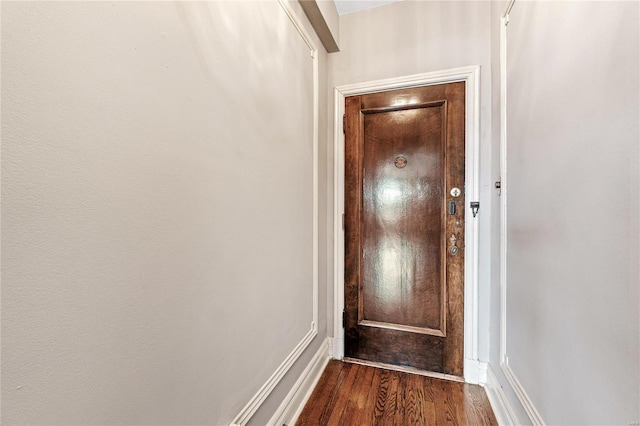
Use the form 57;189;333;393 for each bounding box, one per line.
394;156;407;168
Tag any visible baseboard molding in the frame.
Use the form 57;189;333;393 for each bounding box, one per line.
230;329;317;426
331;336;343;359
483;364;519;426
464;358;488;385
502;362;545;425
478;361;488;385
268;337;331;426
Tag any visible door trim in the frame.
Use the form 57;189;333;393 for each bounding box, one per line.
332;66;481;383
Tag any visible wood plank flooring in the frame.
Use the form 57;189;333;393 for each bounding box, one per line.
296;360;497;426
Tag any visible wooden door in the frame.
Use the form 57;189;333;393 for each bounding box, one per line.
344;82;465;376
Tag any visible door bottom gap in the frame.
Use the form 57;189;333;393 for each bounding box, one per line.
342;357;465;383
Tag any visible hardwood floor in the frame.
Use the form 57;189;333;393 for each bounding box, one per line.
296;360;497;426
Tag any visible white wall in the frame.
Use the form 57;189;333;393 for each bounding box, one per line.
487;1;532;424
1;1;328;424
502;1;639;424
328;0;495;363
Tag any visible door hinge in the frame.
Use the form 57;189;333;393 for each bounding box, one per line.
495;179;502;195
342;213;345;230
342;114;346;134
342;310;346;328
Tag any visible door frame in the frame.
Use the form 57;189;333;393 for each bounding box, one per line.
332;66;482;384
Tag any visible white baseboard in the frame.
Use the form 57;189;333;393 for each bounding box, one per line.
331;336;343;359
483;364;519;426
502;361;545;425
464;358;487;384
268;337;331;426
478;361;488;385
230;329;317;426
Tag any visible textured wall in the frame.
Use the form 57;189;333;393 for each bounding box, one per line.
1;1;328;424
504;1;639;424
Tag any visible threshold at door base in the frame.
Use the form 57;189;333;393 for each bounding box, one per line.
342;357;465;383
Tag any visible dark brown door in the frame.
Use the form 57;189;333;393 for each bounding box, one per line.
344;82;465;376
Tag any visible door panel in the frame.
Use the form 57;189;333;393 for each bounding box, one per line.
344;82;465;376
362;103;445;333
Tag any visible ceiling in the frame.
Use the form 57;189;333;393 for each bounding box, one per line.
333;0;404;15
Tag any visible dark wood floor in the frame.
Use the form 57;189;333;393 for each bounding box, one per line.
296;360;497;426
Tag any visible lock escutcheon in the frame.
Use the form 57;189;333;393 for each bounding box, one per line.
449;234;459;256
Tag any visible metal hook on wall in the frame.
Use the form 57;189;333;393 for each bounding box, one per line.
470;202;480;218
